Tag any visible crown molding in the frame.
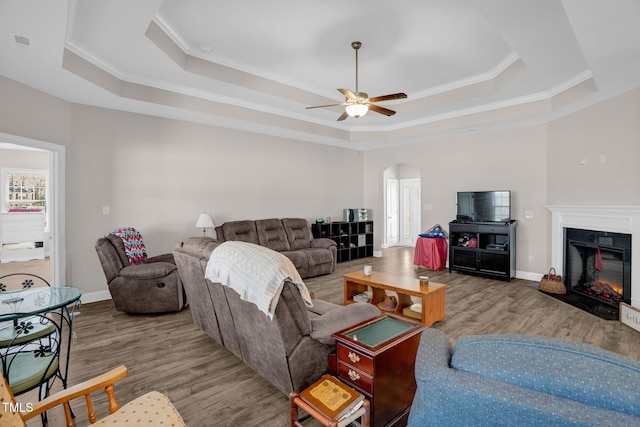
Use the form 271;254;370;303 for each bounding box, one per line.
58;4;601;150
65;40;125;80
151;13;335;99
410;52;521;100
152;11;191;53
61;41;599;149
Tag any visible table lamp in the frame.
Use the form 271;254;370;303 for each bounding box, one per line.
195;212;215;236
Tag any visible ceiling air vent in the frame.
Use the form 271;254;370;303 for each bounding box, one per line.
14;35;30;46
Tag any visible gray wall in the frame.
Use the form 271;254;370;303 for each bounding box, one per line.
0;149;49;169
363;88;640;277
1;74;640;297
67;108;364;295
364;124;547;277
547;89;640;205
1;76;363;296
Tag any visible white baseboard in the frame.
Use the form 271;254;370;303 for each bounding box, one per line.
515;270;544;282
373;250;383;257
78;271;541;305
81;290;112;304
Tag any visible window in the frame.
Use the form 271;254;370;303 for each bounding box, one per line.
1;168;49;228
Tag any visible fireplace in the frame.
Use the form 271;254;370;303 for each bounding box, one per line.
545;205;640;318
564;228;631;309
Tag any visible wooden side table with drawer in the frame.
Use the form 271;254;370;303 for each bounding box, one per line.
290;386;370;427
332;315;426;427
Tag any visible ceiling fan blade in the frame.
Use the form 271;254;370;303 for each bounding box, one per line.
306;103;345;109
368;92;407;103
369;104;397;116
338;88;357;100
337;110;350;121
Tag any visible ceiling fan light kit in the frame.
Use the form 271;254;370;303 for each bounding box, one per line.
307;41;407;121
345;103;368;118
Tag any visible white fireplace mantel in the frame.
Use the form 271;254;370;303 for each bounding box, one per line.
545;205;640;308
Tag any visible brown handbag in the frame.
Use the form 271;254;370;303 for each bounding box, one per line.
539;267;566;294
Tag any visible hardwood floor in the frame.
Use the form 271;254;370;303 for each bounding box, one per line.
0;258;50;283
18;247;640;426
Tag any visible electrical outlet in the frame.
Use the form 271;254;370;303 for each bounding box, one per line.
528;255;534;263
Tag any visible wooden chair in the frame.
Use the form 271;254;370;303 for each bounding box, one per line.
0;365;186;426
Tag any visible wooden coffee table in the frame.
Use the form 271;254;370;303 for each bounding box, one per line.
343;270;445;326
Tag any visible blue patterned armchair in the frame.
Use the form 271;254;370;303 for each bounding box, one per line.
408;329;640;426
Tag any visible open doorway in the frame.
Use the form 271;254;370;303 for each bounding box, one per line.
383;164;421;248
0;133;65;286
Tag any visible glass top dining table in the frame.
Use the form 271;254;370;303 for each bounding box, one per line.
0;285;82;402
0;286;82;321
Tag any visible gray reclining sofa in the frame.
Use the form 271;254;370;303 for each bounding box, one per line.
173;236;380;395
214;218;335;278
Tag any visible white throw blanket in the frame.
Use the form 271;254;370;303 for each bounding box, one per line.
204;241;312;319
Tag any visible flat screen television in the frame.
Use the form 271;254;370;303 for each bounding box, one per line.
456;190;511;223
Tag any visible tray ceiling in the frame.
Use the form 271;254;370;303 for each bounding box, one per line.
1;0;640;149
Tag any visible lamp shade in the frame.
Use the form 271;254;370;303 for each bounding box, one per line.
195;212;215;228
345;103;368;118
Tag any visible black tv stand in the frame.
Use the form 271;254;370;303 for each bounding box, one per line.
448;220;517;281
452;220;512;225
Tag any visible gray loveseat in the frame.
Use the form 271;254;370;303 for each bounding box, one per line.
215;218;335;278
173;237;380;395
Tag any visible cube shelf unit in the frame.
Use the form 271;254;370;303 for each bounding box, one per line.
448;221;517;281
312;221;373;262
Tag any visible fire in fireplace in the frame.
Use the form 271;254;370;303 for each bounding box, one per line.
568;244;624;304
563;228;631;317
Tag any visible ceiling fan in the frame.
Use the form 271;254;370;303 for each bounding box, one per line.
306;41;407;121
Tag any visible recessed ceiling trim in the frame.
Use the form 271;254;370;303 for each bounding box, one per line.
65;40;125;79
546;70;595;97
62;48;351;141
62;46;332;130
350;72;597;133
153;11;191;53
145;20;337;106
51;1;623;150
62;43;598;149
399;57;527;114
410;52;521;100
150;15;337;100
62;48;123;95
151;14;525;111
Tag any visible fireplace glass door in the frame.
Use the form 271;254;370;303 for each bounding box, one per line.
564;228;631;307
